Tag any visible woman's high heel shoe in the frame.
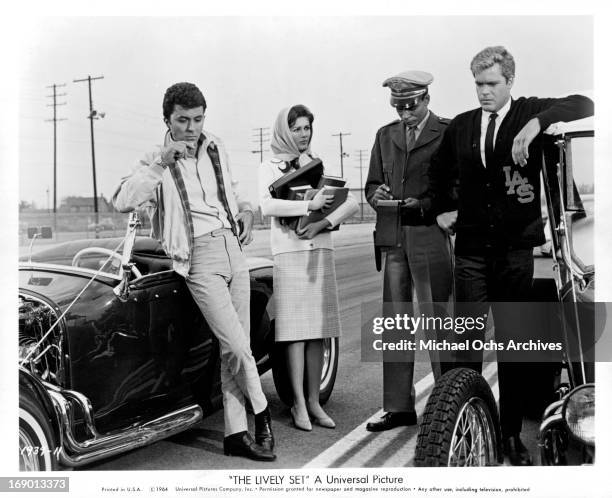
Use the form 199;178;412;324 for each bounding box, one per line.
310;414;336;429
307;407;336;429
290;406;312;432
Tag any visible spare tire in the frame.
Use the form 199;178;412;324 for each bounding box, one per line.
415;368;502;467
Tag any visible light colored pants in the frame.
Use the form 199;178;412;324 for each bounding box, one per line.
185;229;267;436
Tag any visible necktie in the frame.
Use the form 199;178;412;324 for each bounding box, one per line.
206;142;239;237
484;112;498;167
406;125;416;151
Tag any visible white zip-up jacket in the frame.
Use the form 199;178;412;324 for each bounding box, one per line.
113;131;252;276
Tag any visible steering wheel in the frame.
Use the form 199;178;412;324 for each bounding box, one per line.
71;247;142;279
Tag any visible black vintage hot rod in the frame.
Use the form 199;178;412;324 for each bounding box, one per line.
18;215;338;470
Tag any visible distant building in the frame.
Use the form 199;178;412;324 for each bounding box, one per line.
59;195;114;213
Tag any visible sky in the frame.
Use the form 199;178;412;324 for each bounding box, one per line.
18;16;594;210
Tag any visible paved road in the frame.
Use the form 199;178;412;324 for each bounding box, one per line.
80;223;555;471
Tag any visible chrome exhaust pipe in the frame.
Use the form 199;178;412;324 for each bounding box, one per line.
46;387;202;467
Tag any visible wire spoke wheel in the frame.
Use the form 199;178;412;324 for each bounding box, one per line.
415;368;502;467
448;397;495;466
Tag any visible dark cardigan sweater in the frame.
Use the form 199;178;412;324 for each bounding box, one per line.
423;95;594;254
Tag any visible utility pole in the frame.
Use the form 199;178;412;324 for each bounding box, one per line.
332;132;351;178
45;83;67;218
74;75;104;235
355;149;369;221
251;127;270;164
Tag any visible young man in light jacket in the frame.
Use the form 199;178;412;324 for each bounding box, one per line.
113;82;275;462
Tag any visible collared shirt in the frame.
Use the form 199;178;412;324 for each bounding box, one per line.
164;133;232;237
408;110;430;143
480;98;511;167
112;129;252;276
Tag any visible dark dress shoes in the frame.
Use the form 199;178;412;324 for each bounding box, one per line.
223;431;276;461
365;411;417;432
503;435;533;466
254;406;275;451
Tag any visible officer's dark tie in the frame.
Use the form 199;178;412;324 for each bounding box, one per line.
206;142;240;237
405;125;417;152
484;112;498;167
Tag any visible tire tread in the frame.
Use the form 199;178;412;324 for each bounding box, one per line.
414;368;501;466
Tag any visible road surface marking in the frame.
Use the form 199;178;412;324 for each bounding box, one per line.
304;363;498;468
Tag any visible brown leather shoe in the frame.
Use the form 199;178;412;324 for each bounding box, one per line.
503;435;533;466
223;431;276;461
365;412;417;432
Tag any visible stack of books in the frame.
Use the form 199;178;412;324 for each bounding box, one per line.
268;159;324;199
296;183;348;232
267;159;349;232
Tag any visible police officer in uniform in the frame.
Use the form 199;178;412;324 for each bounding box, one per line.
365;71;453;431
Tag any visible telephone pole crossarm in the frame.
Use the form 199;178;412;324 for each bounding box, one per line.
251;127;270;164
332;132;351;178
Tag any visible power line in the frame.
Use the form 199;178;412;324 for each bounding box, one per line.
251;127;270;164
331;132;351;178
354;149;369;220
74;74;104;234
45;83;67;215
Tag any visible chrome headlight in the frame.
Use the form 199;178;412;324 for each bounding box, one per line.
562;384;595;445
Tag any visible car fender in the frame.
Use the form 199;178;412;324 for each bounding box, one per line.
19;367;61;445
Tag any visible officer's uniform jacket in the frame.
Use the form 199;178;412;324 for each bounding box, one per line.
365;111;450;225
365;110;452;414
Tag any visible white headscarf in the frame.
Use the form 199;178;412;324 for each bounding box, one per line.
270;106;314;167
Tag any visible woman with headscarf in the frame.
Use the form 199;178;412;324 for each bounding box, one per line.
259;105;359;431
